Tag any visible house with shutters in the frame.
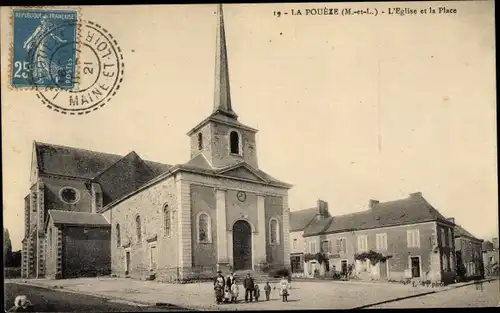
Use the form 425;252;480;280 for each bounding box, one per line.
288;200;330;276
301;192;458;283
453;222;484;279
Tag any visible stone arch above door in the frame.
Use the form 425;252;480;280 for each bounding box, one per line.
229;217;256;233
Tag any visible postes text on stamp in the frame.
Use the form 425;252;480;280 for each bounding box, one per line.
11;9;78;89
34;20;125;115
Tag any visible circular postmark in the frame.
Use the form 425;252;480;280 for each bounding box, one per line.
27;20;124;115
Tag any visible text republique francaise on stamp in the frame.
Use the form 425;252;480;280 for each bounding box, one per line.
10;8;124;115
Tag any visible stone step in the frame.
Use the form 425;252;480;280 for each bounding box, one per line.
232;271;282;284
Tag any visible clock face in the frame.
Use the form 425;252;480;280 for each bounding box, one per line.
237;191;247;202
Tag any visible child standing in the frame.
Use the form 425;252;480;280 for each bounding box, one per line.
223;286;231;304
253;284;261;302
264;281;272;301
279;275;290;302
230;282;239;303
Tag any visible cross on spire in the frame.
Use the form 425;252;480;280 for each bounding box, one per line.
213;4;238;119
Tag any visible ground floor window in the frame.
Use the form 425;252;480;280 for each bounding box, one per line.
410;256;421;278
467;262;476;276
442;254;449;271
150;245;157;270
125;250;131;273
291;255;302;273
341;260;348;274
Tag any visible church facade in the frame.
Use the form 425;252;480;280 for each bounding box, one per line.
21;4;292;282
102;5;291;282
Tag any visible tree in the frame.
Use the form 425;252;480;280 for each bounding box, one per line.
4;228;13;266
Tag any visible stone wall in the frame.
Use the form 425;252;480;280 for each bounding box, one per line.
45;219;57;278
209;123;258;169
62;225;111;278
190;185;217;269
110;176;179;282
41;175;94;213
265;195;285;267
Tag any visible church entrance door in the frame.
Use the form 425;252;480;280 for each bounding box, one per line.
233;220;252;271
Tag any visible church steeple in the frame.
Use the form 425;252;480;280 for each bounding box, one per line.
187;4;259;169
213;4;238;119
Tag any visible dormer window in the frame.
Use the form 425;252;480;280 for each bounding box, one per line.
230;131;240;154
197;133;203;150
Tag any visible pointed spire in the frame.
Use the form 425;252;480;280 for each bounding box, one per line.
213;4;238;119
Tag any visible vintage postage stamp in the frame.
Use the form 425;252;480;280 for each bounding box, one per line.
11;8;78;89
34;20;125;115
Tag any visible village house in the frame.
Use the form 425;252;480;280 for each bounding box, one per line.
301;192;457;284
482;238;499;276
289;200;330;276
453;222;484;279
21;5;292;282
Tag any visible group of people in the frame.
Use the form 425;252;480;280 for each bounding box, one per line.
213;271;290;304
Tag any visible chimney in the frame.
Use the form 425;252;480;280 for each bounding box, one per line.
493;238;499;250
447;217;455;225
317;199;329;217
369;199;379;209
409;192;422;198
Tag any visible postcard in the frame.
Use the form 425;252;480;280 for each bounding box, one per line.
2;2;498;311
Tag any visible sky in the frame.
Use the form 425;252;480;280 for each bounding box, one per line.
1;2;497;250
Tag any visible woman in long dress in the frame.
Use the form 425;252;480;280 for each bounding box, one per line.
23;15;67;84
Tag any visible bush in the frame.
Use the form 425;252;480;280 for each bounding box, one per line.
270;268;290;278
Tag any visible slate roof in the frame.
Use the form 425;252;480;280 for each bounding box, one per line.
303;194;453;237
303;215;333;236
482;240;494;252
185;153;213;170
187;112;258;136
94;151;163;205
454;224;482;242
48;210;110;227
289;208;319;232
34;142;172;179
35;142;122;178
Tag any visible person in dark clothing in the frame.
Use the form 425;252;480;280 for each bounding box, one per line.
264;281;272;301
213;270;226;304
226;272;235;289
243;273;255;302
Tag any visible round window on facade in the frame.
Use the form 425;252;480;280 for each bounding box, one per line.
59;187;80;204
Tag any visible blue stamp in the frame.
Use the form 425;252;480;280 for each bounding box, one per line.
12;9;78;89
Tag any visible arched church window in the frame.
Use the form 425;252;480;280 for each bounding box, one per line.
136;215;142;243
164;204;171;237
198;133;203;150
269;218;280;245
230;131;240;154
116;224;121;247
197;212;212;243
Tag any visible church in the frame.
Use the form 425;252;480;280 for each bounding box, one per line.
21;5;292;282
